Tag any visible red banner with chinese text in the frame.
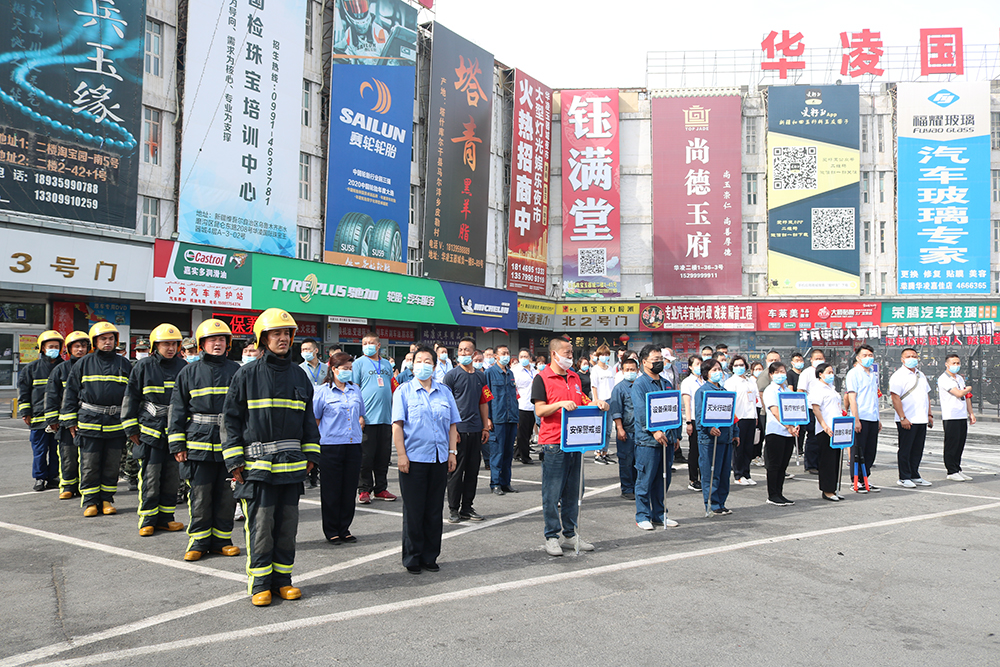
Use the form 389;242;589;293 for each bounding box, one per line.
758;302;881;331
639;302;757;331
506;69;552;295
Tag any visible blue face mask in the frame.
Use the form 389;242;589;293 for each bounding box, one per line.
362;344;377;357
403;360;413;371
948;364;960;374
599;355;610;365
702;354;712;360
302;351;314;362
823;374;836;385
45;348;60;359
336;369;352;383
720;359;729;369
792;361;804;370
458;355;473;367
473;361;483;370
413;362;434;381
860;356;874;368
499;355;510;366
242;355;255;364
485;358;496;367
733;366;746;376
772;373;787;385
709;370;724;384
520;357;531;367
580;364;589;372
904;357;919;369
186;354;200;363
624;370;638;382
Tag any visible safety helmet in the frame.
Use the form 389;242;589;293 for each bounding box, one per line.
195;319;233;352
64;331;91;352
340;0;373;34
150;323;183;346
88;321;119;348
36;330;64;351
253;308;297;348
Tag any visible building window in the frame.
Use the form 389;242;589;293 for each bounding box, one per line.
992;112;1000;150
298;153;310;200
879;220;886;254
993;219;1000;254
747;273;763;295
745;173;758;205
297;226;311;259
143;107;160;164
877;116;884;153
994;271;1000;294
863;220;871;254
744;117;757;154
747;223;758;255
993;169;999;202
140;197;159;236
861;120;869;153
863;272;871;296
302;80;311;127
144;19;162;77
861;172;869;203
304;1;313;52
878;172;885;203
880;272;887;295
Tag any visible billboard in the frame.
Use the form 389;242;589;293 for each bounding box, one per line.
882;302;997;325
149;239;253;309
766;85;860;295
0;0;145;228
178;0;306;257
639;303;757;331
506;69;552;295
896;82;990;295
757;301;881;330
561;89;621;298
333;0;417;66
421;23;493;285
324;64;414;274
651;94;742;296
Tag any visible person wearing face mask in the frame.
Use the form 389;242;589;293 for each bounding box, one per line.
724;355;760;487
483;347;496;369
590;345;617;465
514;348;538;465
701;346;714;362
845;344;882;493
610;357;639;500
121;323;188;536
180;338;198;362
787;352;806;456
890;348;933;488
45;331;91;499
809;362;845;502
761;362;797;505
168;319;242;561
353;333;397;504
713;350;730;382
631;346;681;530
434;344;453;383
133;339;150;361
485;344;519;495
19;330;65;492
680;355;704;491
397;352;415;385
443;337;491;523
313;352;367;544
693;359;739;515
298;339;326;387
472;351;485;372
796;349;826;475
472;351;491;472
749;361;766;465
577;356;593;401
241;341;260;365
938;354;975;482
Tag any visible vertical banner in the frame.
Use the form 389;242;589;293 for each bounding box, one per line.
421;23;493;285
178;0;306;257
506;69;552;295
332;0;418;66
561;89;621;298
896;82;990;294
0;0;145;228
651;94;742;296
324;64;414;274
766;85;860;295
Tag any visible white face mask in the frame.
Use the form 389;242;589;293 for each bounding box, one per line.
555;352;574;371
812;359;823;368
135;352;149;360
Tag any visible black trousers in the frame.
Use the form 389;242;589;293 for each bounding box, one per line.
136;442;179;528
764;434;794;500
79;435;124;507
57;428;79;493
853;419;879;476
816;432;841;493
447;432;481;512
358;423;391;494
687;425;700;483
942;419;967;474
185;459;235;552
241;481;303;595
804;412;819;470
399;460;447;568
896;423;927;481
732;418;757;480
320;443;363;539
754;408;765;458
515;409;535;461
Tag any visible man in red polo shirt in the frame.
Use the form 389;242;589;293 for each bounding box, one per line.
531;337;610;557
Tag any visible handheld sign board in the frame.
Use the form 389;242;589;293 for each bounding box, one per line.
831;416;855;449
560;406;607;453
699;390;736;428
646;390;682;432
777;391;810;425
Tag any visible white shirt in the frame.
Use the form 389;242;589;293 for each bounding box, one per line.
937;372;969;421
514;365;536;412
809;381;843;431
845;365;879;422
797;365;819;395
590;363;616;401
724;374;759;420
762;382;792;437
680;374;704;420
889;366;931;424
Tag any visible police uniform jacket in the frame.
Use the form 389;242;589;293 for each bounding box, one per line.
18;355;63;430
121;352;187;447
45;356;81;430
222;348;321;484
61;349;132;438
168;352;240;462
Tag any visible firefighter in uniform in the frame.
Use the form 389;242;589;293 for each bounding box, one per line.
44;331;91;499
223;308;320;607
121;324;187;536
19;330;65;491
169;319;242;561
61;322;133;517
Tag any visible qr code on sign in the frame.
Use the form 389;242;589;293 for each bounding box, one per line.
811;207;855;251
772;146;818;190
577;248;607;277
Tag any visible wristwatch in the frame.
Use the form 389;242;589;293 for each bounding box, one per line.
448;449;458;455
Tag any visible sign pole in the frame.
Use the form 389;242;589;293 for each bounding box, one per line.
836;447;844;495
705;435;717;518
662;442;668;530
576;453;584;555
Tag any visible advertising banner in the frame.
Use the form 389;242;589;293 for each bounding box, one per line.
506;69;552;295
896;82;990;295
149;239;253;309
178;0;306;256
422;23;493;285
883;322;997;348
651;94;742;296
561;89;621;297
758;301;881;330
324;64;414;273
333;0;417;66
0;0;145;228
882;302;997;325
517;298;556;330
555;303;638;331
639;302;756;331
766;85;860;295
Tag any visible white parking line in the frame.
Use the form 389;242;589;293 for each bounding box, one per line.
20;499;1000;667
299;497;404;518
0;491;39;500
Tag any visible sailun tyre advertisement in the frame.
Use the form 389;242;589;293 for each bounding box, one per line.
325;64;414;274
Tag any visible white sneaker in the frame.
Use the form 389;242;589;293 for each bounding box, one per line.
897;479;916;488
663;518;679;527
544;538;564;556
735;478;751;486
636;520;654;531
561;534;595;551
234;505;244;521
913;478;932;487
960;472;973;480
745;478;757;486
947;472;966;482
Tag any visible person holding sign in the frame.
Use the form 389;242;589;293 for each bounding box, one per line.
938;354;976;481
809;363;845;502
693;359;738;515
761;363;797;506
630;346;681;531
890;348;933;488
609;357;639;500
845;344;881;493
531;338;609;557
724;356;760;487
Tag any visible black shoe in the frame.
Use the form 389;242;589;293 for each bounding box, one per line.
766;497;792;506
712;508;733;515
32;479;45;492
492;487;505;496
500;486;518;493
448;511;461;524
687;482;702;491
327;536;343;545
674;455;687;464
308;478;318;489
605;454;617;463
621;492;635;500
460;508;484;521
779;496;795;505
421;562;440;572
342;534;357;543
128;478;139;492
593;455;610;465
46;478;60;490
520;457;535;465
406;565;422;575
806;468;820;475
